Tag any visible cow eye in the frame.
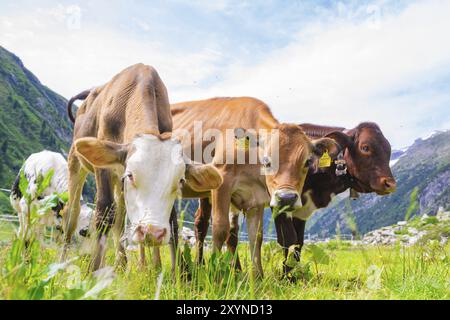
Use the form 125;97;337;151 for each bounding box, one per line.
123;172;135;187
361;145;370;153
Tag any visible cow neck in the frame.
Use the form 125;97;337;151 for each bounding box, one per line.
325;162;352;192
335;148;375;195
337;166;357;189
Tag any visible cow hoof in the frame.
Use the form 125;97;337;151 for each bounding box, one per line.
232;259;242;272
280;265;299;283
114;257;128;272
196;257;205;266
172;267;192;282
285;273;299;283
138;261;147;272
251;269;264;280
180;258;192;281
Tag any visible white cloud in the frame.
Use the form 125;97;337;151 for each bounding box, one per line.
1;0;449;148
0;4;223;99
176;0;248;13
172;0;450;148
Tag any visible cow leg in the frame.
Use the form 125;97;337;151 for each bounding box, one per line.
90;169;115;271
35;223;45;244
139;244;146;269
226;211;242;271
16;192;33;243
211;184;232;253
54;227;63;243
149;206;179;273
112;181;127;270
61;151;88;262
17;202;26;240
194;198;211;264
152;247;162;270
169;206;179;274
169;206;192;279
246;206;264;278
292;217;306;264
146;210;179;274
274;213;299;278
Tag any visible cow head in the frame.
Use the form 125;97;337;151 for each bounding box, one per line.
326;122;396;195
264;124;341;211
75;133;223;246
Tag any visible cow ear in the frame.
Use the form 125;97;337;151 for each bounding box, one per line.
325;131;353;151
75;137;128;168
311;137;341;158
185;163;223;192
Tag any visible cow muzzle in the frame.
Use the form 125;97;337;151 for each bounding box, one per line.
270;189;302;211
79;227;90;238
376;177;397;195
132;224;167;246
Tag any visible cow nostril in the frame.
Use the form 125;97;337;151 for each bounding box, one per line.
277;193;299;206
281;193;298;201
79;228;89;237
382;178;396;190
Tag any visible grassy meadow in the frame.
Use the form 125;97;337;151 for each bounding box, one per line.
0;220;448;300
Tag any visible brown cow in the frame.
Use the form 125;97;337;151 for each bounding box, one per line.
272;122;396;277
222;122;396;278
62;64;223;271
170;97;341;277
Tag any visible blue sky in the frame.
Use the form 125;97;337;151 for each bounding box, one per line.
1;0;450;148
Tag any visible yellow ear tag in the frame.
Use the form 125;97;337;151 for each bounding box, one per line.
318;150;332;168
235;137;250;150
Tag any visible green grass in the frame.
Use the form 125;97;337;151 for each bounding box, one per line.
0;222;448;300
0;192;13;215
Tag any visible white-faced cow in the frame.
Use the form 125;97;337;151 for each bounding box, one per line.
10;150;93;242
64;64;223;271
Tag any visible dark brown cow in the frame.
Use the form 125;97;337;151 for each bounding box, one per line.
224;122;397;277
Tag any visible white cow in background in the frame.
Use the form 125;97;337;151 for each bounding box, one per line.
9;150;93;241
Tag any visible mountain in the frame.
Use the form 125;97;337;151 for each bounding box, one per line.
305;130;450;237
0;46;74;213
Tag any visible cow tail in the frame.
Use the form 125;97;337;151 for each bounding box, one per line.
67;90;91;123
